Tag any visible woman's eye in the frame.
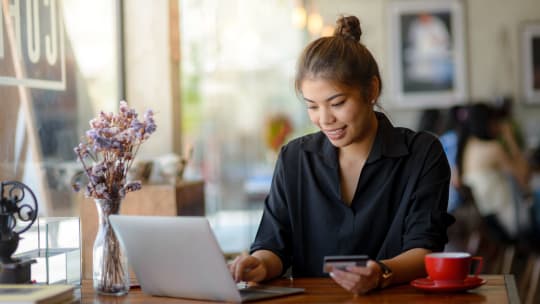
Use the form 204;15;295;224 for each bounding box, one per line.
306;105;317;110
331;100;345;107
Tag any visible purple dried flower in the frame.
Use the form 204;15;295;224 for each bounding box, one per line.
132;119;144;128
144;109;154;120
111;140;123;151
86;129;98;140
123;152;133;161
91;163;106;176
95;183;107;195
119;100;129;113
102;127;120;137
94;136;113;150
119;188;126;198
84;184;93;197
124;181;142;193
73;100;156;200
90;175;103;185
115;130;131;142
146;124;156;134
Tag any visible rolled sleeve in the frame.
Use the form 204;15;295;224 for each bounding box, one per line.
250;147;292;272
403;135;455;252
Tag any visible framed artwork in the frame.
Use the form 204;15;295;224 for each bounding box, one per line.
388;0;467;107
522;23;540;104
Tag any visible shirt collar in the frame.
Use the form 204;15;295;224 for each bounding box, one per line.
367;112;409;163
302;112;409;167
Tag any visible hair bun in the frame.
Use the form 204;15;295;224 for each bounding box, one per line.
334;15;362;42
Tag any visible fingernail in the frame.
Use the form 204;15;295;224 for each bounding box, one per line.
329;272;335;278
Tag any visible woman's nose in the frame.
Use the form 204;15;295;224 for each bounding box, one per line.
319;107;336;124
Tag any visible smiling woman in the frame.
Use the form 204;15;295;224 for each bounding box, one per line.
229;14;455;296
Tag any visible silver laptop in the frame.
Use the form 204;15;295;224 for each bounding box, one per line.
109;215;304;302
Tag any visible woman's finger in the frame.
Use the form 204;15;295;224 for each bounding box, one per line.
331;267;378;295
234;255;261;282
330;272;356;292
234;257;248;282
331;268;361;283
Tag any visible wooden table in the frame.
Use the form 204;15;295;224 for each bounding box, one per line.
79;275;520;303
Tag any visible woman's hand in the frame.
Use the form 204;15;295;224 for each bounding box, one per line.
329;260;382;294
499;121;515;143
228;253;267;283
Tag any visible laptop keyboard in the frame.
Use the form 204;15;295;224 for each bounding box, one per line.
239;286;290;295
240;288;274;296
238;285;305;301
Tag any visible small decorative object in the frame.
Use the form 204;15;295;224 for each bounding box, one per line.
72;101;156;295
264;113;293;154
155;146;193;185
0;181;38;283
14;217;81;285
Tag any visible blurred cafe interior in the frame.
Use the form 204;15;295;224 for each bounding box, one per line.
1;0;540;302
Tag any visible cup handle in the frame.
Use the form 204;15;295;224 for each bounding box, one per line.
471;256;483;277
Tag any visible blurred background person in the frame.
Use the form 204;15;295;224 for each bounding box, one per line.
457;103;530;241
493;96;526;151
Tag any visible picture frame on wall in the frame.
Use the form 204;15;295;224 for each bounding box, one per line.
388;0;467;108
521;23;540;104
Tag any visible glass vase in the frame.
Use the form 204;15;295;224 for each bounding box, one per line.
93;198;129;295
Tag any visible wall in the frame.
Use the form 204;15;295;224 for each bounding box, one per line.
467;0;540;147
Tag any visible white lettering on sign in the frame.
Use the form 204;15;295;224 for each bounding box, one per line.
10;0;23;59
26;0;40;63
44;0;56;65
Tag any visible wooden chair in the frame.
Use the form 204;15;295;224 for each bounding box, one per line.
446;185;516;275
518;253;540;304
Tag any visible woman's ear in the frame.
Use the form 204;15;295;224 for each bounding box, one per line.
369;77;380;102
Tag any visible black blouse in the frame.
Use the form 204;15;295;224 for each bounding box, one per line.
250;112;455;277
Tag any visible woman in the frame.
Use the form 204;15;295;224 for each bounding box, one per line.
229;15;454;294
457;103;530;241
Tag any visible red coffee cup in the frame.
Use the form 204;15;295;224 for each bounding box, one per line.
424;252;483;284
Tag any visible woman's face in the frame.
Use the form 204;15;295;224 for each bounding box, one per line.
301;77;376;148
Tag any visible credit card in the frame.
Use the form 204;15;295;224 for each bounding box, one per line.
323;255;369;273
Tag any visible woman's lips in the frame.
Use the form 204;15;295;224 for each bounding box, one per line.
324;126;346;140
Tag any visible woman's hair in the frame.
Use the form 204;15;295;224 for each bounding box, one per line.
463;103;498;141
417;108;443;135
443;105;471;135
294;15;382;102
